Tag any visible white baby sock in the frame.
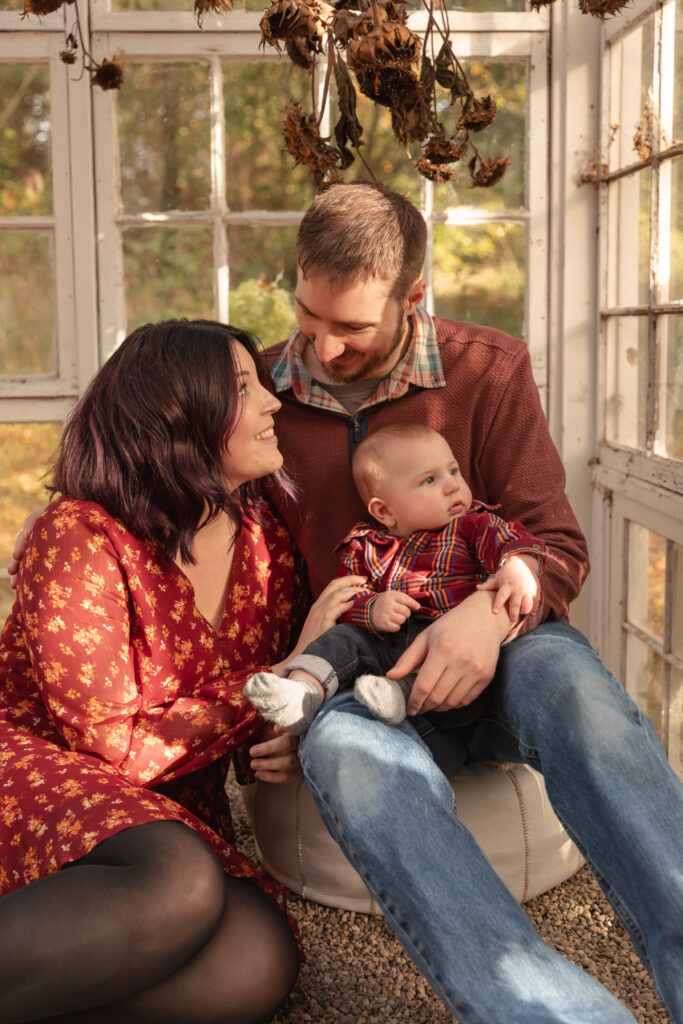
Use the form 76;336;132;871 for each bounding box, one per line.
353;674;413;726
244;671;324;736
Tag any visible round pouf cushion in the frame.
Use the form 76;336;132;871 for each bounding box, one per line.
240;763;583;914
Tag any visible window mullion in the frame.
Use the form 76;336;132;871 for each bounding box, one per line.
210;55;229;325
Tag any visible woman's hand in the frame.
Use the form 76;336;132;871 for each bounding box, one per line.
249;723;300;783
292;575;368;654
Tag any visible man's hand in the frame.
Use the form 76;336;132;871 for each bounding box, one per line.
249;723;300;783
476;553;541;624
387;591;511;715
370;591;421;632
8;508;43;589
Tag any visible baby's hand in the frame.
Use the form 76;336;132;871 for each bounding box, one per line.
476;554;541;625
370;591;421;632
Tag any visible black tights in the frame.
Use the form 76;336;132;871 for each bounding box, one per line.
0;821;299;1024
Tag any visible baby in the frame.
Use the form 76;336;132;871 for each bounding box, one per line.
246;421;545;734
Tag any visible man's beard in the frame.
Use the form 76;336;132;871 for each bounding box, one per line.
317;315;409;384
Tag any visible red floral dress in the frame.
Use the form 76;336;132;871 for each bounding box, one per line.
0;496;306;927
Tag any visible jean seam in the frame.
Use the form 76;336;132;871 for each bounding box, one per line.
511;739;654;976
300;760;482;1024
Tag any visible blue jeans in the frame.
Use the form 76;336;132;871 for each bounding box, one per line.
299;621;683;1024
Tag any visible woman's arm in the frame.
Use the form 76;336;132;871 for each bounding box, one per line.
17;503;269;787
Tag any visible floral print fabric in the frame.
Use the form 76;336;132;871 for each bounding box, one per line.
0;497;304;919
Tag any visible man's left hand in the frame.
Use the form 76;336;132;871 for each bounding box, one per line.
387;591;511;714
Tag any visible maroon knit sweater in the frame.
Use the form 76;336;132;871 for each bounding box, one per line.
265;317;589;623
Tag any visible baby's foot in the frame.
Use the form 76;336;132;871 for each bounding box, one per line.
244;672;324;735
354;674;411;726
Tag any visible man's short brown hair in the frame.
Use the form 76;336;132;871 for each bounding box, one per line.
296;182;427;302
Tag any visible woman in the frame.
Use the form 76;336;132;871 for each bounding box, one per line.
0;319;362;1024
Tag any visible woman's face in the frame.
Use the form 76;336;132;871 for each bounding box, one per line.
222;343;283;489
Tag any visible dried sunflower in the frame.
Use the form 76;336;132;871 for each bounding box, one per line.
59;49;77;64
286;36;315;70
422;129;469;165
529;0;555;8
578;0;631;17
260;0;333;54
415;156;455;183
91;58;124;91
194;0;233;24
458;95;497;134
356;64;420;110
22;0;64;16
469;154;509;188
283;101;340;177
345;22;421;74
391;99;436;145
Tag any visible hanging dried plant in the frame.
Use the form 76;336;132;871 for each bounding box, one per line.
286;36;316;70
345;22;421;74
91;57;124;91
22;0;64;16
391;103;434;145
355;64;420;109
415;156;455;182
282;100;341;181
578;0;632;17
458;95;497;134
468;153;510;188
528;0;556;9
422;128;469;166
333;58;364;168
194;0;234;26
260;0;333;54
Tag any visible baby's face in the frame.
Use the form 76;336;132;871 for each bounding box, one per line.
376;434;473;537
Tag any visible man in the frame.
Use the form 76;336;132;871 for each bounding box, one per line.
263;182;683;1023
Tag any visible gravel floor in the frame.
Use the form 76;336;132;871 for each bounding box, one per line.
229;778;671;1024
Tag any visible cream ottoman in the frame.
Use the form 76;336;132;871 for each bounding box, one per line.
240;762;583;914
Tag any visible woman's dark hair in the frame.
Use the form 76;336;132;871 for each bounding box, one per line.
51;318;282;563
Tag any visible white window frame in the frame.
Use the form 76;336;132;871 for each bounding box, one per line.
88;7;550;392
589;0;682;776
0;9;98;420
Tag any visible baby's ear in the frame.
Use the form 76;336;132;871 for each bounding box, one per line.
368;497;395;529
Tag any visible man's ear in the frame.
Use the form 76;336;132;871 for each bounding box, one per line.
368;497;395;529
404;278;427;316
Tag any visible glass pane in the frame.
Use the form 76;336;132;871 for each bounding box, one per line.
673;542;683;661
674;0;683;144
223;60;315;212
118;64;211;213
123;226;214;327
627;522;665;641
227;225;297;347
0;231;56;375
0;422;61;572
0;64;52;216
654;315;683;460
608;170;650;307
604;316;648;449
608;16;655;171
667;156;682;302
432;222;525;339
434;59;526;213
625;632;664;741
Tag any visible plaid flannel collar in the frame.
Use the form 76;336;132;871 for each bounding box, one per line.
269;305;446;415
